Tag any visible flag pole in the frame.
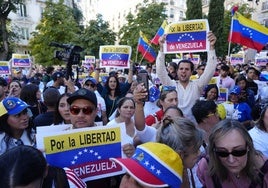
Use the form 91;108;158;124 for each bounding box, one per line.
139;45;151;64
228;11;236;58
135;38;140;63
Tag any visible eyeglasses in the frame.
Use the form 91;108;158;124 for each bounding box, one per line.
214;148;248;158
162;86;176;92
70;106;95;115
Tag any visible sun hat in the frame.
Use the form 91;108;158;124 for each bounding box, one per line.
0;97;29;116
67;88;97;108
110;142;183;188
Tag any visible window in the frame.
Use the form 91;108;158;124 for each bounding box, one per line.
262;1;268;10
263;19;268;27
170;8;174;18
18;4;27;17
170;0;174;5
21;28;30;40
202;0;209;6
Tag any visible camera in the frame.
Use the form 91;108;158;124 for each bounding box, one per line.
50;42;83;65
50;42;83;79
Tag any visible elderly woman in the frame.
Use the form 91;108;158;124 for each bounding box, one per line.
198;119;268;187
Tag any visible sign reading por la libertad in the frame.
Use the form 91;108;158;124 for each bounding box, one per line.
164;19;210;54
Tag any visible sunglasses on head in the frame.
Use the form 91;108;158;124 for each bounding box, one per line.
70;106;95;115
162;86;176;92
214;148;248;158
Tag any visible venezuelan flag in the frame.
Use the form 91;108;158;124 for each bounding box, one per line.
229;12;268;52
138;31;157;63
151;20;168;45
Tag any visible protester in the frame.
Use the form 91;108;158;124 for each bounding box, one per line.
166;62;178;80
34;87;60;127
110;142;183;188
20;83;46;119
197;119;268;187
106;97;138;157
145;86;178;126
216;64;235;91
83;77;108;125
53;93;72;125
66;88;118;187
95;60;133;120
192;100;220;144
157;31;217;121
0;77;8;101
249;105;268;157
246;67;259;96
7;80;22;98
0;97;35;155
203;84;219;102
190;63;206;80
0;145;47;187
218;85;253;129
235;74;255;108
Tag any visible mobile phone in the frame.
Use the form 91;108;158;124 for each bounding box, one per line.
137;72;149;101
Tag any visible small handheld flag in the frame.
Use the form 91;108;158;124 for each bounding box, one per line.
138;31;157;63
151;20;167;45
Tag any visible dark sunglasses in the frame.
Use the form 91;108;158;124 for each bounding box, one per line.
162;86;176;92
70;106;95;115
214;148;248;158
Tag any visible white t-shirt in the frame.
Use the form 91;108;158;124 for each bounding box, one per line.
249;126;268;157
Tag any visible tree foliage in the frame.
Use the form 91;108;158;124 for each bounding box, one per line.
186;0;202;20
29;0;80;66
118;1;166;63
208;0;225;58
0;0;23;60
79;14;116;58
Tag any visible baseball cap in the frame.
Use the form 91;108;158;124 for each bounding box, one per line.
230;85;241;95
84;77;97;85
0;97;29;116
0;77;7;86
51;72;64;81
110;142;183;188
67;88;97;108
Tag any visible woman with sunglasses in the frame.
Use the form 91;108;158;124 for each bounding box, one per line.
145;85;178;126
197;119;268;188
0;97;35;155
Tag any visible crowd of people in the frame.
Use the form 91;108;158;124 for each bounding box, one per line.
1;31;268;188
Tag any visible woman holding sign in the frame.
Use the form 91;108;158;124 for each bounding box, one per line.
106;97;138;158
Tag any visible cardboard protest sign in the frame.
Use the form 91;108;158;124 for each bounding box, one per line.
99;45;131;68
0;61;10;75
164;19;210;54
255;57;268;66
83;56;95;69
230;54;244;65
12;54;31;67
37;124;127;181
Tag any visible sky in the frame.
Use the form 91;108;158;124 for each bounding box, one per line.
97;0;131;20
